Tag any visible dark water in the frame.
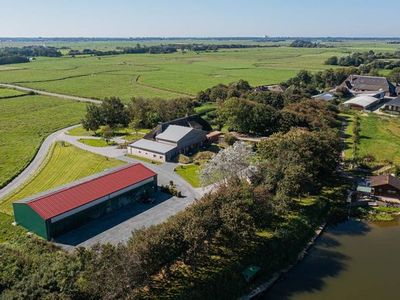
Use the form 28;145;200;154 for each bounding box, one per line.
263;219;400;300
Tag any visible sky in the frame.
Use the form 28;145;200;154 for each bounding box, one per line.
1;0;400;38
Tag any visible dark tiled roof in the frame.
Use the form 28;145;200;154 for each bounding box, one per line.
342;75;396;94
385;97;400;107
371;175;400;190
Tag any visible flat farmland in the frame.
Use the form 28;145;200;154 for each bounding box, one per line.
0;46;361;101
0;95;86;189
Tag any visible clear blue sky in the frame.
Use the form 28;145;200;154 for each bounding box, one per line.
1;0;399;37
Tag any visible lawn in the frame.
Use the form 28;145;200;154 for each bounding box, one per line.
0;95;86;189
343;113;400;164
175;164;201;188
66;126;97;136
0;88;26;98
78;138;114;147
0;142;124;215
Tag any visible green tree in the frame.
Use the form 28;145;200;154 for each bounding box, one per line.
82;103;102;134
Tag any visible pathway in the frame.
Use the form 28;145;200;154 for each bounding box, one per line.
0;83;102;104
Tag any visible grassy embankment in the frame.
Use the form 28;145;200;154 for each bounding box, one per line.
0;95;86;189
0;142;124;215
342;113;400;165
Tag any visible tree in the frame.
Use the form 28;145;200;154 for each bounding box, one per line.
82;103;102;133
389;67;400;84
257;128;341;198
101;97;129;129
101;125;113;143
201;141;254;186
325;56;338;65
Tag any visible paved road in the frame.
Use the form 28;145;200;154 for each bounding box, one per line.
0;83;101;104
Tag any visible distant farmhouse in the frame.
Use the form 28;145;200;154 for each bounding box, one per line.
338;75;397;97
128;115;219;162
339;74;397;111
13;164;157;240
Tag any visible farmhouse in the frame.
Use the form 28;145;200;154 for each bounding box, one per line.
384;97;400;113
13;164;157;240
370;174;400;199
338;75;397;97
343;95;383;111
129;125;208;162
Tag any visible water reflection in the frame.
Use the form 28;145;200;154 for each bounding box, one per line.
263;220;400;300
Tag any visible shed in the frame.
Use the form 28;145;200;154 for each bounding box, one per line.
370;174;400;199
343;95;382;111
13;164;157;240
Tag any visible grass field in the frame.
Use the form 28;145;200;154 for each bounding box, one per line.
343;113;400;164
0;142;124;215
0;88;26;98
0;95;86;189
0;45;387;101
175;164;201;187
78;138;114;147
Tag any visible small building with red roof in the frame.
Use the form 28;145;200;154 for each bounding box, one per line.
13;163;157;240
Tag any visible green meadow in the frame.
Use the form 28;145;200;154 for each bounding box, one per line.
343;113;400;165
0;95;86;189
0;45;389;101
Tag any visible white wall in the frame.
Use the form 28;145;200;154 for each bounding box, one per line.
128;146;166;162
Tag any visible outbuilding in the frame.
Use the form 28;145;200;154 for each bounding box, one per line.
343;95;382;111
128;125;208;162
13;164;157;240
370;174;400;199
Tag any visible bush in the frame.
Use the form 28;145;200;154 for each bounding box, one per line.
178;154;192;164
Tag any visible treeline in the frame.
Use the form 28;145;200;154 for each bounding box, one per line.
194;68;354;135
0;46;62;57
0;46;62;65
290;40;332;48
68;43;277;56
82;97;195;132
325;50;400;70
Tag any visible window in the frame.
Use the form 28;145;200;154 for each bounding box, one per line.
160;156;163;159
153;154;156;158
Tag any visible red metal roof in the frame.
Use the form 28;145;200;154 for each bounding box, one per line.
26;164;156;220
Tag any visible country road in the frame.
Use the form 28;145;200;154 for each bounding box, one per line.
0;83;102;104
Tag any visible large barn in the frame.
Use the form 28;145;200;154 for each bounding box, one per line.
13;163;157;240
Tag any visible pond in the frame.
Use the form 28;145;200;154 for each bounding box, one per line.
262;219;400;300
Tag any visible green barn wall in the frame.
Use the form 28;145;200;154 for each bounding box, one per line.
13;203;49;240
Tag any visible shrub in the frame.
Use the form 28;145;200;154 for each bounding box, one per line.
224;133;238;145
178;154;192;164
